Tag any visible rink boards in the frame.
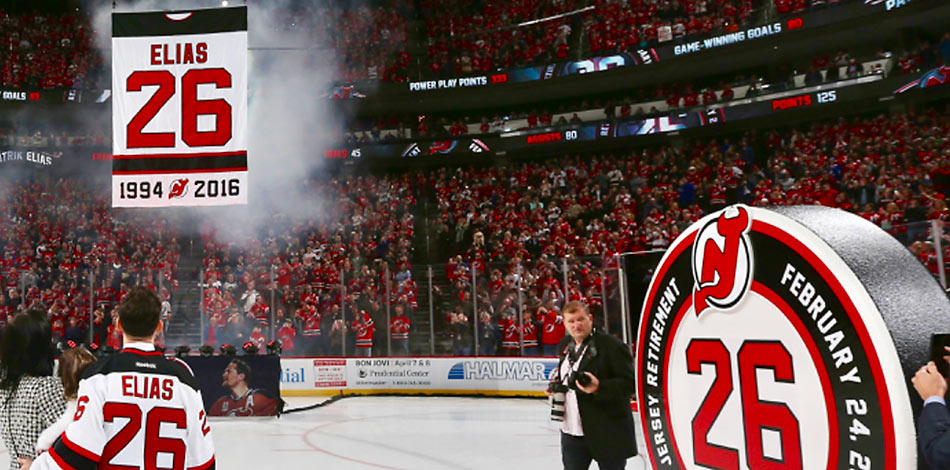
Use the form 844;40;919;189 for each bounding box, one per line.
278;356;558;397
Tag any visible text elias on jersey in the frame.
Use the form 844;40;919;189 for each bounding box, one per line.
150;42;208;65
122;375;174;400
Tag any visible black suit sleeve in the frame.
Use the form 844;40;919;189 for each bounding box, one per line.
592;336;635;403
919;401;950;469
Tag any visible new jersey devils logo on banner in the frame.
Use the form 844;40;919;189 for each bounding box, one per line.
691;205;752;316
168;178;189;199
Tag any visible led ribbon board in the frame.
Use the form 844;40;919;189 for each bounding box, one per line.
637;205;950;470
112;7;248;207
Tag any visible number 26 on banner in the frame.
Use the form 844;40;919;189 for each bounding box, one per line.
126;68;232;149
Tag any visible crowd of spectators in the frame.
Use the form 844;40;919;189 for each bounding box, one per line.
422;0;578;76
0;11;101;90
0;175;181;352
6;0;943;93
5;2;943;92
424;105;950;353
897;33;950;76
0;4;411;89
198;175;420;356
1;5;948;357
283;1;412;83
3;105;949;357
582;0;757;57
420;0;768;77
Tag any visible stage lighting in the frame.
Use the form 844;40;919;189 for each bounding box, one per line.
175;345;191;358
88;343;99;353
220;344;237;356
266;340;282;356
199;345;215;357
242;342;259;355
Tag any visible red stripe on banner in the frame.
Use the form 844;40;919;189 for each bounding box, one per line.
112;167;247;175
112;150;247;160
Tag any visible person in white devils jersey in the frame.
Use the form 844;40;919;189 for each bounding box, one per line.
20;287;216;470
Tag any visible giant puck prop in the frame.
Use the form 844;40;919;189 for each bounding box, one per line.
636;204;950;470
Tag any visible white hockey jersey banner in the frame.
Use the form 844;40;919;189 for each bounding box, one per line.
112;7;248;207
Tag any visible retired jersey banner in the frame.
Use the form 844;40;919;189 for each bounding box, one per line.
112;7;248;207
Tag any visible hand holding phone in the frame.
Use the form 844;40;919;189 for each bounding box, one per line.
929;334;950;377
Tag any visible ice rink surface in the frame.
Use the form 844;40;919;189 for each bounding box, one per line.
209;396;647;470
0;396;647;470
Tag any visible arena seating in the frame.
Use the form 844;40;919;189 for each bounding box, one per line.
421;0;577;76
284;1;412;83
198;175;418;353
3;105;948;355
581;0;755;57
0;11;100;89
429;107;950;351
0;175;181;349
3;6;948;357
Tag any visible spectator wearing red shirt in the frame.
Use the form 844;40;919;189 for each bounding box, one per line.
249;296;270;327
300;308;323;356
390;304;412;355
500;312;520;356
720;84;734;101
527;113;539;128
353;310;375;357
666;92;681;110
249;325;266;352
682;88;700;107
107;316;122;350
277;320;297;353
540;307;565;356
520;311;539;356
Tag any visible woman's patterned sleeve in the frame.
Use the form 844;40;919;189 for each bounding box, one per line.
37;378;66;429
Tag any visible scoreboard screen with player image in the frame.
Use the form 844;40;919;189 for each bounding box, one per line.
182;355;282;417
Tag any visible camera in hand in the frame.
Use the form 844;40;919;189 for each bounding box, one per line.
572;371;592;388
550;382;568;422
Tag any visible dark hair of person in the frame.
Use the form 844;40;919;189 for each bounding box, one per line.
117;286;161;338
231;359;252;384
0;310;56;392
